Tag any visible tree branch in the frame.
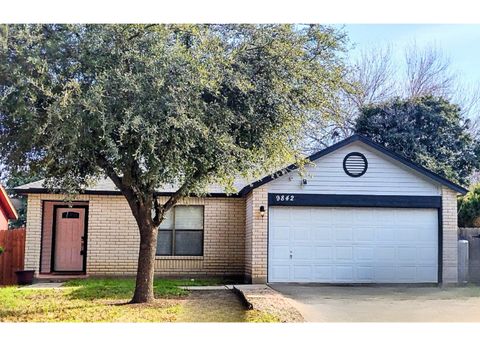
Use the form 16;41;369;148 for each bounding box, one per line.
152;170;203;227
127;24;157;41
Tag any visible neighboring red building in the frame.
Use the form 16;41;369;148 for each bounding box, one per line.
0;184;18;230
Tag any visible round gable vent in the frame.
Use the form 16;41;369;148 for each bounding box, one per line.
343;152;368;177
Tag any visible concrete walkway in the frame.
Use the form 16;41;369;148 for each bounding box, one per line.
20;282;65;289
271;284;480;322
179;285;234;290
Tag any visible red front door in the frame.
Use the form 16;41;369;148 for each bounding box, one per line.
54;207;86;272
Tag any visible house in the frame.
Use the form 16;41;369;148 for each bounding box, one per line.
0;184;18;230
14;134;467;284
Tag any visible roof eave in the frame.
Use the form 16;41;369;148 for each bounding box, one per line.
13;188;242;198
0;186;18;220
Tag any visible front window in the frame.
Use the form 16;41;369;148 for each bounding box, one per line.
156;206;204;256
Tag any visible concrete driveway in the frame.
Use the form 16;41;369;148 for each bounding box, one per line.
270;284;480;322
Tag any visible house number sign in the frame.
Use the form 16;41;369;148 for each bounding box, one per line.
275;194;295;202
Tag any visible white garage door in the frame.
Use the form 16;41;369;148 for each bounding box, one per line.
268;207;438;283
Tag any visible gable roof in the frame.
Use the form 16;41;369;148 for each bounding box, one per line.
238;134;468;195
13;134;468;197
0;184;18;220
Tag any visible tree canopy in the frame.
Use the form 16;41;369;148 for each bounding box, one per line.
0;24;349;302
458;184;480;227
355;95;480;185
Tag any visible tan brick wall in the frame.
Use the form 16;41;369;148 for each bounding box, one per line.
442;186;458;283
244;187;268;283
25;193;245;277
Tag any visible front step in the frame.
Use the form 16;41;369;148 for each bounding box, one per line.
35;274;89;283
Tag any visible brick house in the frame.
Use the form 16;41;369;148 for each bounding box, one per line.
0;184;18;230
15;135;466;284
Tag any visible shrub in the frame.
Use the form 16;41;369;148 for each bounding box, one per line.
0;246;4;255
458;184;480;227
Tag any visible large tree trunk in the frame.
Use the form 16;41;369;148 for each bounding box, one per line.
130;221;158;303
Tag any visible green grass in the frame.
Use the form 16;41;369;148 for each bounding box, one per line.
64;278;223;300
0;278;273;322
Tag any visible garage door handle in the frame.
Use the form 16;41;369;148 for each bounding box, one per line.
290;251;293;259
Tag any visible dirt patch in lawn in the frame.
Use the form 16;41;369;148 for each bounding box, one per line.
176;290;280;322
177;290;248;322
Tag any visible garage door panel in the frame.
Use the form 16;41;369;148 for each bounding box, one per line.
397;247;417;262
333;209;355;225
396;228;421;243
335;266;354;281
270;265;290;281
269;206;438;283
355;209;377;223
418;247;438;264
292;227;310;242
376;228;397;242
416;266;437;281
270;246;290;260
311;208;334;224
314;246;333;260
312;226;334;241
355;247;374;261
395;209;421;224
335;227;353;241
270;208;290;224
271;226;290;241
290;209;311;223
356;227;377;242
292;246;313;260
375;211;397;224
335;246;353;261
314;265;333;281
356;266;374;281
375;266;396;281
374;247;396;262
396;266;416;282
293;265;313;280
416;229;438;243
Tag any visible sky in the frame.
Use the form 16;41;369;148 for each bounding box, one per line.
340;24;480;86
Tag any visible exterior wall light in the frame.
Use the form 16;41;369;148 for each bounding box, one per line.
259;206;266;217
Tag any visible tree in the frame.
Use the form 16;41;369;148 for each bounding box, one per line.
304;42;480;153
355;96;480;185
458;184;480;227
404;43;455;98
0;24;348;303
301;47;393;152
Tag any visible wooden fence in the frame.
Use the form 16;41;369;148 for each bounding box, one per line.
0;228;26;285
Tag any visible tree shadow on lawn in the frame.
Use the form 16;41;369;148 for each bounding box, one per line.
0;286;183;322
65;278;225;301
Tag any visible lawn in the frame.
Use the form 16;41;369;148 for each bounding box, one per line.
0;278;279;322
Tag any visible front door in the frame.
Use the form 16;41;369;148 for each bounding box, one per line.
53;207;87;272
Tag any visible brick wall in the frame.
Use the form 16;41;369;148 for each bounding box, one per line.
442;186;459;283
244;187;268;283
24;185;459;284
25;193;245;278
